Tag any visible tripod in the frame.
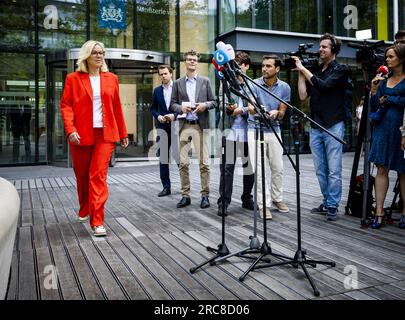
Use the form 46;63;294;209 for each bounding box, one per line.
190;79;231;273
211;78;298;266
233;72;340;296
239;114;336;296
345;84;374;227
190;79;262;273
211;118;268;266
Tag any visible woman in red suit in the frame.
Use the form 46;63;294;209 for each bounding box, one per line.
60;40;129;237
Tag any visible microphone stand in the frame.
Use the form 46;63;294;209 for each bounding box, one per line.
234;71;339;296
211;81;285;267
190;78;230;273
211;115;268;266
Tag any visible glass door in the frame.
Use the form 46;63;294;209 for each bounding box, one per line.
47;65;68;166
0;52;46;165
113;69;159;159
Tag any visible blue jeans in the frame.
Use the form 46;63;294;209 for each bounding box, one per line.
310;121;344;209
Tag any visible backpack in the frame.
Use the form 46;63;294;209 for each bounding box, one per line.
346;174;375;218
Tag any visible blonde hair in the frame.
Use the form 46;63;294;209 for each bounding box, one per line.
76;40;109;73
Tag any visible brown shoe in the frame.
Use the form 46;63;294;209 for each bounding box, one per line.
272;201;289;213
259;207;272;220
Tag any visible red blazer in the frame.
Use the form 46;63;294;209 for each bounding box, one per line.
60;71;128;146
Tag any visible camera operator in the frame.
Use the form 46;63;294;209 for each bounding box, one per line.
292;33;349;222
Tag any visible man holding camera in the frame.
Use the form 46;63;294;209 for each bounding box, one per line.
293;33;349;221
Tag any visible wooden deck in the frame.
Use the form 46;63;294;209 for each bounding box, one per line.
4;153;405;300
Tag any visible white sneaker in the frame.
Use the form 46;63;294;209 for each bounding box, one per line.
93;225;107;237
259;207;272;220
78;215;89;223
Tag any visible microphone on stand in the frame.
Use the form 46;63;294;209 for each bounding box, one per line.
212;56;233;103
212;43;242;92
372;65;389;85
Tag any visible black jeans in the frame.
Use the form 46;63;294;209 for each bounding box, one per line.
217;140;254;207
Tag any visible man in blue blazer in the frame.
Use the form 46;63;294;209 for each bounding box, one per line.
150;65;177;197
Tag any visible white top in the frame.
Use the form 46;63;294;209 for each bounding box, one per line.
90;75;103;128
163;80;173;110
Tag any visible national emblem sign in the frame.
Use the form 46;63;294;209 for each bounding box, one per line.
98;0;126;30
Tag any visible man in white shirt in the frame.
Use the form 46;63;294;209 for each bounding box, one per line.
170;49;216;209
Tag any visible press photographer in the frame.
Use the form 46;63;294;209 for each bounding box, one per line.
293;33;349;222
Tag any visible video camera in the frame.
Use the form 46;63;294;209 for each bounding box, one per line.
347;40;387;80
283;43;319;71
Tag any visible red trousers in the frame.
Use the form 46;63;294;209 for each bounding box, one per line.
70;128;115;228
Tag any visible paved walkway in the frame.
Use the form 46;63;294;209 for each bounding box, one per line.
2;153;405;300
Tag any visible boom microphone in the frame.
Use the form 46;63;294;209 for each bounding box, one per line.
372;65;389;85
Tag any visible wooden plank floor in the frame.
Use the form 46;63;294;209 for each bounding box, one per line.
4;153;405;300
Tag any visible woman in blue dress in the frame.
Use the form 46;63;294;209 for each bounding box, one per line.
369;44;405;229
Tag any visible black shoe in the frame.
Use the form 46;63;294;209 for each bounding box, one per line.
177;197;191;208
217;205;228;216
310;204;328;214
242;199;257;211
200;196;210;209
158;188;171;197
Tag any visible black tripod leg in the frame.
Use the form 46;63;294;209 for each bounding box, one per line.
305;259;336;268
239;254;264;282
190;254;220;273
211;247;250;265
299;262;320;297
206;246;219;254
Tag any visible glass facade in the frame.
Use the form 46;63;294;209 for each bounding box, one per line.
0;0;403;166
0;0;217;166
225;0;396;41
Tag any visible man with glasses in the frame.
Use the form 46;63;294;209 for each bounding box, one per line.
170;49;216;209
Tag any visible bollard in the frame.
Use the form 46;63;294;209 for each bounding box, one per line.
0;177;20;300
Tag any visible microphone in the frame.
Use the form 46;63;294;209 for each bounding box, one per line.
372;65;389;85
212;43;242;91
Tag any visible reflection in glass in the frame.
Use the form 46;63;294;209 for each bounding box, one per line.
220;0;236;33
179;0;216;54
0;0;35;49
0;53;37;164
39;0;87;49
136;0;175;52
232;0;392;40
114;72;155;158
